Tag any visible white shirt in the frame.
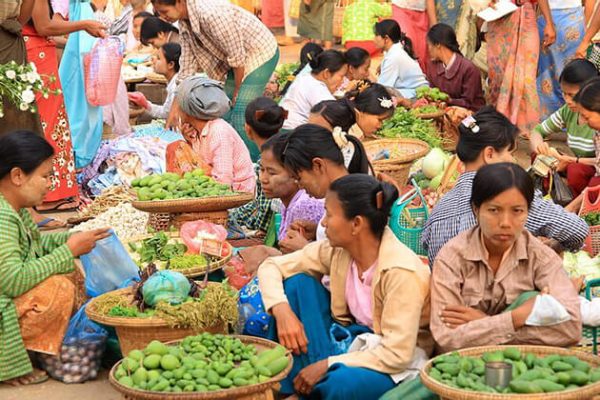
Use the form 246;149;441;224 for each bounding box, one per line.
378;42;429;99
548;0;581;9
392;0;426;11
148;74;179;120
281;73;335;130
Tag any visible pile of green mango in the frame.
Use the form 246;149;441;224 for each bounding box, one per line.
429;347;600;394
131;169;235;201
114;333;290;393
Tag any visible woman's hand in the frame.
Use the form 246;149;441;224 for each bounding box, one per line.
576;40;591;59
67;228;111;257
128;92;150;110
294;360;328;396
543;23;557;49
84;20;107;38
271;302;309;355
166;100;182;131
279;230;310;254
289;220;318;241
440;305;488;329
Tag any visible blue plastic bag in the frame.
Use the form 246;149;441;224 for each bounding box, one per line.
38;303;108;383
329;323;352;355
80;230;139;297
142;270;191;306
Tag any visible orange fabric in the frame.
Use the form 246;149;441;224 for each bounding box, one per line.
166;140;213;176
14;275;75;355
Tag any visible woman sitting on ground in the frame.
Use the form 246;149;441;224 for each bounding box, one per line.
167;76;255;193
430;163;581;352
422;106;588;265
530;59;599;197
281;50;348;130
345;47;375;82
140;16;180;48
425;23;484;112
0;131;109;385
258;174;432;399
128;42;181;120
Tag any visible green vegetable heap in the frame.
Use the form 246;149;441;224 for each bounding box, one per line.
132;169;235;201
275;62;300;90
583;212;600;227
129;232;186;264
411;105;441;115
429;347;600;394
115;334;290;393
416;86;449;102
378;107;441;148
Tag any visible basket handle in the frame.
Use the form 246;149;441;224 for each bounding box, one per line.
395;179;429;218
437;155;460;196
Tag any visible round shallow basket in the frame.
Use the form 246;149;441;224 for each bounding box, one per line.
86;288;226;355
420;345;600;400
125;76;147;84
363;138;430;167
123;232;232;278
108;335;293;400
146;72;168;85
132;192;253;214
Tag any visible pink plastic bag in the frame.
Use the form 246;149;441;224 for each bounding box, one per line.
224;256;252;290
180;220;228;256
84;37;123;106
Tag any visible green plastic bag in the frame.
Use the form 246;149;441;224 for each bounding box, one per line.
142;271;191;306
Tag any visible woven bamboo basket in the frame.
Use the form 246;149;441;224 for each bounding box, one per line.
86;287;227;355
108;335;293;400
442;113;460;152
364;139;430;186
147;210;230;231
420;345;600;400
123;232;232;278
146;72;168;85
132;192;253;214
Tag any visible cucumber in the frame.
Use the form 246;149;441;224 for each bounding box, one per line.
255;346;286;368
509;380;544;394
532;379;565;393
266;356;289;376
503;347;521;361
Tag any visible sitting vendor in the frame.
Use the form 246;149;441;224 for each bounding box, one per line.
258;174;432;399
168;76;256;193
430;163;582;352
0;131;109;385
128;43;181;120
422;106;588;264
529;59;599;197
425;23;484;112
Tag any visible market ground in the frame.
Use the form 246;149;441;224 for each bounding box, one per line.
0;40;570;399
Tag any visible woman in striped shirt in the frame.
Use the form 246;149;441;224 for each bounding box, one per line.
530;59;599;197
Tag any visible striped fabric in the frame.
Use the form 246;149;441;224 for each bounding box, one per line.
422;172;589;265
0;194;74;381
533;104;596;158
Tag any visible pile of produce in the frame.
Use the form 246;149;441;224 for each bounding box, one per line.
74;203;148;240
132;169;235;201
428;347;600;394
379;108;442;148
411;105;441;115
76;186;135;220
38;336;105;384
128;232;187;264
415;86;449;103
582;212;600;226
114;334;290;393
274;62;300;91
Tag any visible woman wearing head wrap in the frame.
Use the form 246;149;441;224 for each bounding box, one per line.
166;76;256;193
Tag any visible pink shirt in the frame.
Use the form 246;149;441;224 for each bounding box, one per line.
345;260;377;328
196;119;256;193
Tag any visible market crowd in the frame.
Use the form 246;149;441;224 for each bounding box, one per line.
3;0;600;398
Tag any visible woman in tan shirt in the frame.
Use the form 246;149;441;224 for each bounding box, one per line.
258;174;432;399
431;163;582;354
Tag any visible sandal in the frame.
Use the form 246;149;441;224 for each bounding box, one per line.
34;198;80;214
37;217;68;231
3;369;49;386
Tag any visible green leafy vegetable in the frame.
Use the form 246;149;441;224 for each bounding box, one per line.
168;254;209;270
583;212;600;227
378;107;442;148
416;86;449;102
275;62;300;90
136;232;187;264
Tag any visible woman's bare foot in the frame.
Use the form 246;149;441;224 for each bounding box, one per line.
3;368;48;386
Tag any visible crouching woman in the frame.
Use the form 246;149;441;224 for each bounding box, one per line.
0;131;109;385
258;174;433;399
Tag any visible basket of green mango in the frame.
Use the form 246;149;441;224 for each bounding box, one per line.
420;345;600;399
109;333;293;400
131;169;254;214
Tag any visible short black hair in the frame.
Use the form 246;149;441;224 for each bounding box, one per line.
427;23;461;55
574;76;600;113
329;174;398;238
559;58;599;86
140;16;179;46
456;106;519;163
0;131;54;179
345;47;370;68
309;50;347;74
161;42;181;72
471;163;534;209
261;132;289;165
134;11;154;20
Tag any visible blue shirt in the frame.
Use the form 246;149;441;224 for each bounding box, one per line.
377;42;428;99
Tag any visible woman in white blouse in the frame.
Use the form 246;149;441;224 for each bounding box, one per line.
281;50;348;130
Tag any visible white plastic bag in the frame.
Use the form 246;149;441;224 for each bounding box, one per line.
526;294;571;326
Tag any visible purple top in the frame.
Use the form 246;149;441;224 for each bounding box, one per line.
426;54;485;112
278;189;325;241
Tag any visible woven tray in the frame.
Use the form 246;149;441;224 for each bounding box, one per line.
132;192;253;214
108;335;293;400
123;232;231;278
125;76;147;84
420;345;600;400
364;138;430;167
146;72;168;85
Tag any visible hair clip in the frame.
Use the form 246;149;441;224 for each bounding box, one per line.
378;97;393;109
306;53;313;61
375;190;384;210
332;126;349;150
462;115;480;133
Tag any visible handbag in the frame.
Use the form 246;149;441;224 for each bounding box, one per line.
548;172;573;207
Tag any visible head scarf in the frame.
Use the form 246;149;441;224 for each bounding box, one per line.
177;76;231;121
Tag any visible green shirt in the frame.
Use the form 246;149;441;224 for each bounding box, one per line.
342;0;392;44
533;105;596;158
0;195;74;381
